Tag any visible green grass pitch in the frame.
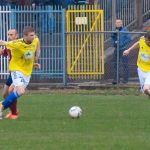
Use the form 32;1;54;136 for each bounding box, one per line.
1;92;150;150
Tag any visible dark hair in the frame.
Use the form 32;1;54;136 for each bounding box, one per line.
23;26;35;36
144;32;150;40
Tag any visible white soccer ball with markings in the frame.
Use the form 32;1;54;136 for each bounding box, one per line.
69;106;82;118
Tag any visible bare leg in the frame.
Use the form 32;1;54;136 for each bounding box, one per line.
143;84;150;98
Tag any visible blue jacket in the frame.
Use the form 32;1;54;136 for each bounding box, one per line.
111;27;131;50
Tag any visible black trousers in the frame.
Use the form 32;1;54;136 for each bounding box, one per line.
112;49;129;82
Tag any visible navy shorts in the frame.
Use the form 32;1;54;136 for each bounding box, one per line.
6;74;13;86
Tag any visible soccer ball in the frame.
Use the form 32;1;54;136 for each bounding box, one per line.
69;106;82;118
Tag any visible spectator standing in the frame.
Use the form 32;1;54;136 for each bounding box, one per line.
32;0;54;33
111;19;131;84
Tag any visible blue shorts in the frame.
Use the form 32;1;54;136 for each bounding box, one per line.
6;74;12;86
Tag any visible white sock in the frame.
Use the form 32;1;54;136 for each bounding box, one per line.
0;109;3;119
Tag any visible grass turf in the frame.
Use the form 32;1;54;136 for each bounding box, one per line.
0;93;150;150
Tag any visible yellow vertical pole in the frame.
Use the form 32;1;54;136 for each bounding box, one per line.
74;6;77;79
95;11;99;76
72;5;75;79
101;10;104;74
71;9;73;75
83;5;87;79
91;8;93;79
89;6;92;76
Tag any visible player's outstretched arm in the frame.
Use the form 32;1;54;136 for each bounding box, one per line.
0;48;4;55
0;40;7;46
35;40;41;61
0;48;9;57
33;63;41;69
123;41;139;56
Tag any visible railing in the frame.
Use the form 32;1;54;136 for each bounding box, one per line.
0;5;66;84
0;3;149;85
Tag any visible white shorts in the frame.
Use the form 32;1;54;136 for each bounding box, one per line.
137;67;150;90
11;71;31;88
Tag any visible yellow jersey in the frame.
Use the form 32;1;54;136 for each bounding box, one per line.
6;37;39;76
137;36;150;72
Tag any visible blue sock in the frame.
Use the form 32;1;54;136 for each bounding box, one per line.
2;91;20;109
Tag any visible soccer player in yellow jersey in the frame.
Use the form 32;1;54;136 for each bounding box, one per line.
0;26;40;119
123;31;150;98
0;29;19;119
0;29;40;119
